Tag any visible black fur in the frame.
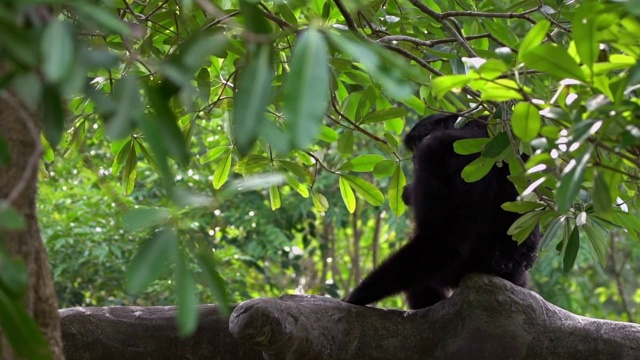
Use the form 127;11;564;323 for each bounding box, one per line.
344;113;540;309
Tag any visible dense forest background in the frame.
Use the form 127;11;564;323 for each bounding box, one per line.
1;0;640;358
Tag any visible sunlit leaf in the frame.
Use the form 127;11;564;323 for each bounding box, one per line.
311;191;329;211
432;75;472;98
269;185;281;210
522;44;587;82
337;130;354;157
454;138;489;155
200;146;232;164
388;164;406;216
517;20;550;62
461;156;493;182
572;6;597;70
213;151;233;190
344;175;384;206
342;154;385;172
512;102;541;142
362;107;407;123
339;176;356;213
122;143;138;195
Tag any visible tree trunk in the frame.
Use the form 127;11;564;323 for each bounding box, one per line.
0;84;64;359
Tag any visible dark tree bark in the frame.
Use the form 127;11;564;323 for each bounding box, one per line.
0;75;64;358
60;305;261;360
60;274;640;360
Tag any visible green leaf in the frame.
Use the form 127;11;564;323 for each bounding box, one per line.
572;6;597;70
0;288;50;360
127;229;177;294
112;139;132;175
362;107;407;123
454;138;490;155
283;28;330;149
146;84;190;165
196;252;231;316
285;174;309;198
517;20;550;62
200;146;231;164
42;85;64;148
337;130;354;157
0;205;26;230
461;156;493;182
233;44;274;156
373;159;397;178
501;201;545;213
541;216;565;250
556;147;592;212
481;132;510;158
238;0;271;34
507;210;543;238
107;75;142;140
343;175;384;206
311;191;329;211
512;102;541;142
327;33;413;99
592;171;612;214
341;154;385;172
522;44;587;82
388;164;406;216
213;151;233;190
74;3;131;35
122;208;171;231
339;176;356;213
479;79;523;101
41;20;74;83
122;143;138;195
278;160;313;183
583;222;607;266
432;75;472;98
175;254;198;337
268;185;281;210
563;225;580;272
317;125;338;142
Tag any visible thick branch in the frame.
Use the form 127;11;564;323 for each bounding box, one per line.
230;274;640;360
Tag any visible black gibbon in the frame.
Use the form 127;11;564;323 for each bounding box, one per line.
344;113;540;309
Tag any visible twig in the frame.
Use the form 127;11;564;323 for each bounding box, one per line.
333;0;362;38
377;33;492;47
439;7;539;20
329;95;388;145
406;0;477;57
